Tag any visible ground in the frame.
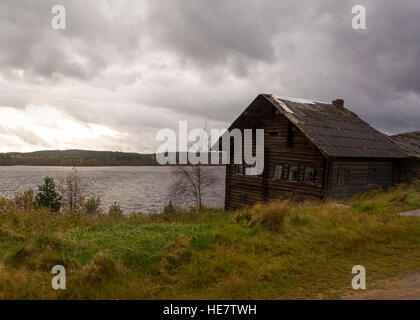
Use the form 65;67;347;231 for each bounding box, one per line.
342;209;420;300
343;272;420;300
1;182;420;299
398;209;420;217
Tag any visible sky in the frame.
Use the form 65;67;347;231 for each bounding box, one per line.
0;0;419;153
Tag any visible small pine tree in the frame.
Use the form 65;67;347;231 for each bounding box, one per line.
37;177;62;212
109;201;123;217
84;197;101;215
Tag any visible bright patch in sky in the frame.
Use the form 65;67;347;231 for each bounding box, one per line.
0;105;120;152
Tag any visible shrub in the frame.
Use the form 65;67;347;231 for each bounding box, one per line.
163;201;178;215
84;197;101;215
61;167;85;212
109;202;123;217
83;252;119;284
164;234;193;269
157;201;182;221
36;177;62;212
237;202;288;232
0;198;13;212
13;189;37;212
234;207;253;224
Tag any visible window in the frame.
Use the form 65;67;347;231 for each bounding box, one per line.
239;194;247;204
337;168;349;185
273;164;283;180
235;164;243;174
303;166;315;183
288;165;298;181
368;168;377;184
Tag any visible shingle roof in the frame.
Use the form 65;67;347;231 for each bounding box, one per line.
230;94;407;159
390;131;420;158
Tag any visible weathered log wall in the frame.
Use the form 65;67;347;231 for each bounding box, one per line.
326;159;395;199
226;97;325;210
396;159;420;182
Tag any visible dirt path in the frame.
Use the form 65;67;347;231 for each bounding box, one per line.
397;209;420;217
342;272;420;300
342;210;420;299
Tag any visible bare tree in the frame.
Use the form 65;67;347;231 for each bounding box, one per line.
61;167;85;212
170;125;218;211
170;165;217;211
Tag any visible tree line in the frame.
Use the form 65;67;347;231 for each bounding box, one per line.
0;150;158;166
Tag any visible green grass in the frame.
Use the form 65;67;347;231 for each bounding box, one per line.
0;182;420;299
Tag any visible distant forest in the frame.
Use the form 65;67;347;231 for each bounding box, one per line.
0;150;158;166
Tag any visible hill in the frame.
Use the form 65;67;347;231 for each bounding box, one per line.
0;150;158;166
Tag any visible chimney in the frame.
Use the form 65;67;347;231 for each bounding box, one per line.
332;99;344;109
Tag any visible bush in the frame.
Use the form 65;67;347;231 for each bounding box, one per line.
83;252;119;284
0;198;13;212
236;202;288;232
157;201;182;221
163;201;178;215
36;177;62;212
109;202;123;217
164;234;193;269
13;189;37;212
84;197;101;215
62;167;85;212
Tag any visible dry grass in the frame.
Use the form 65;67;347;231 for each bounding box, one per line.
0;182;420;299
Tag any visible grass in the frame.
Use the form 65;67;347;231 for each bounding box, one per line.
0;182;420;299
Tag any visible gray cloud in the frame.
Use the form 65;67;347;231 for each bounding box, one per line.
0;0;419;152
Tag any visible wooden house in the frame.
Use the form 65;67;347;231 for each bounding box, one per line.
224;94;409;210
391;131;420;181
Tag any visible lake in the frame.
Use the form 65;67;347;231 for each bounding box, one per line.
0;166;226;213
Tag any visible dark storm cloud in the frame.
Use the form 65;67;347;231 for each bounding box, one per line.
0;0;419;152
145;0;283;75
139;0;420;133
0;0;143;80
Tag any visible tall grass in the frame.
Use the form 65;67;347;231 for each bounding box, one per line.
0;182;420;299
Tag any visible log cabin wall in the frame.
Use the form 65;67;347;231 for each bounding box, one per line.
326;158;395;199
226;99;326;210
262;112;325;203
390;132;420;181
224;94;409;209
397;159;420;182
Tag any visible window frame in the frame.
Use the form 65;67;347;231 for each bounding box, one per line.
273;164;284;180
288;165;299;182
337;167;350;185
303;165;315;183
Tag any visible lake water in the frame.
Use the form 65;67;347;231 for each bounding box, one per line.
0;166;226;213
